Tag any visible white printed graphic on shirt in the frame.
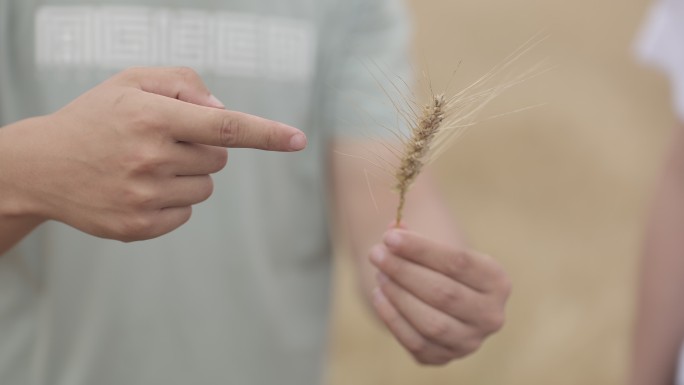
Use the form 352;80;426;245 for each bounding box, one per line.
35;6;316;81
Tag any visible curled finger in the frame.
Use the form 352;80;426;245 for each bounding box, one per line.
378;274;483;357
372;287;455;365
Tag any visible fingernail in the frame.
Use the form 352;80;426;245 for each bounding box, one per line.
289;133;307;151
208;94;225;109
370;245;385;265
384;230;401;248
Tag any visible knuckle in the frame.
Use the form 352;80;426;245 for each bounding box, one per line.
212;148;229;172
422;316;451;341
117;213;156;241
129;102;164;132
175;206;193;227
263;126;275;150
495;269;513;297
459;337;483;356
174;66;199;81
481;256;513;296
447;251;472;277
121;184;157;208
197;177;214;203
433;285;461;308
164;207;193;234
219;116;242;147
114;222;137;242
115;93;164;134
126;149;165;176
482;311;506;333
405;338;429;356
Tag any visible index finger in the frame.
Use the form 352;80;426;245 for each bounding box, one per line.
162;97;307;151
382;229;504;293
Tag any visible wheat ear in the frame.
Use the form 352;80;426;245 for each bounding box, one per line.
394;93;446;225
389;35;549;225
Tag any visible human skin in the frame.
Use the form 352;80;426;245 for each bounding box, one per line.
630;123;684;385
0;67;306;254
331;141;511;365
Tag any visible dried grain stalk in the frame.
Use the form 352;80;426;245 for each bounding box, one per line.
387;37;548;225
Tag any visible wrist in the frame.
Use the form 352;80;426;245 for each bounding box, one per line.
0;116;51;221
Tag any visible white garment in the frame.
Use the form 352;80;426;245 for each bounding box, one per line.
637;1;684;383
636;0;684;123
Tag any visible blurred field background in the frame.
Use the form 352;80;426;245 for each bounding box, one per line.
325;0;676;384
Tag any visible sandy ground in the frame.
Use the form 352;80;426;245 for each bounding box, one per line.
326;0;676;384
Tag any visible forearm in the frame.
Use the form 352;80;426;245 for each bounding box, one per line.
0;118;48;255
631;125;684;385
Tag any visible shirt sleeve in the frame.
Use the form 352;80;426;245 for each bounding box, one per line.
635;0;684;122
315;0;414;139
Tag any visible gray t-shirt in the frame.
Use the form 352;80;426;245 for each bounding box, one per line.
0;1;411;384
